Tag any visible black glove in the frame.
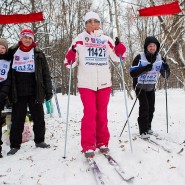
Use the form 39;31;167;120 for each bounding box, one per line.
0;102;4;110
0;94;5;110
72;45;76;52
163;63;169;70
46;93;53;101
115;37;120;46
144;64;153;71
162;57;166;63
0;115;6;126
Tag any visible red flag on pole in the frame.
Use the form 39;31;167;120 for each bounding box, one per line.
138;1;182;16
0;12;44;24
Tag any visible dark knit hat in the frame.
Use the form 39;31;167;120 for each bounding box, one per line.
0;38;8;51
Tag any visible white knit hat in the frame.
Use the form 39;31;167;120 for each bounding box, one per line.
84;11;101;23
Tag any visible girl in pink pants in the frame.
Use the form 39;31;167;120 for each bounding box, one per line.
64;11;126;158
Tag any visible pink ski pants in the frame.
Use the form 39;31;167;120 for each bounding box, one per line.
78;87;111;152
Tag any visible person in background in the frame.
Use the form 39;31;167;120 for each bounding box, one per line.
64;11;126;158
7;29;53;155
130;36;170;139
0;38;11;158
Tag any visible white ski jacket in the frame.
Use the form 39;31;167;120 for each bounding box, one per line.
64;30;124;91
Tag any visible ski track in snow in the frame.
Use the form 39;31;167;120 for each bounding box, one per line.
1;89;185;185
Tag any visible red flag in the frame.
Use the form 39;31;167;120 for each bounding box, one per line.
0;12;44;24
139;1;182;16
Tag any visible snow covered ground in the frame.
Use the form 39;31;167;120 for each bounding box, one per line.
1;89;185;185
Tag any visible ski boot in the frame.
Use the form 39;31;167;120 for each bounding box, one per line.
141;132;150;139
99;145;110;154
7;148;19;156
84;149;95;158
35;142;50;148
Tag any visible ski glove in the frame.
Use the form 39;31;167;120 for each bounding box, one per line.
115;37;120;46
0;102;4;110
0;94;6;110
65;45;76;65
163;63;169;70
144;64;153;71
0;115;6;126
45;93;53;101
114;37;126;57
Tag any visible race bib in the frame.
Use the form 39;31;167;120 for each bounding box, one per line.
84;36;108;65
138;60;162;84
138;71;159;84
0;60;10;82
12;48;35;73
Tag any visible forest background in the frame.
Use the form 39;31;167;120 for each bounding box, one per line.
0;0;185;98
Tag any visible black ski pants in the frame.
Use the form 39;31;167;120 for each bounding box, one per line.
0;111;4;152
0;117;2;152
136;88;155;135
10;96;45;149
0;127;1;152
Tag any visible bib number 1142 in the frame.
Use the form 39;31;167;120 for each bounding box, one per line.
87;48;106;57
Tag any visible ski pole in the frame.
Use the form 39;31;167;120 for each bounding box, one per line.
52;78;61;118
110;60;133;99
165;70;169;133
119;55;133;152
45;99;53;117
119;96;137;137
119;74;147;137
49;100;53;118
63;62;72;158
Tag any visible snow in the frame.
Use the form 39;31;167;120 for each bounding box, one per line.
1;89;185;185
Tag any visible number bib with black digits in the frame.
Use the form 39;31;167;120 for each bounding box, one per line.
12;48;35;73
86;47;106;60
84;36;108;65
0;60;10;82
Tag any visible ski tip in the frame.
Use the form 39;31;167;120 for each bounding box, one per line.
177;148;184;154
125;176;134;182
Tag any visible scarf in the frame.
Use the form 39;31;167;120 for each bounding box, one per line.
19;41;36;52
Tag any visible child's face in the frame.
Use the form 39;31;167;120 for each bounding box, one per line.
0;45;6;54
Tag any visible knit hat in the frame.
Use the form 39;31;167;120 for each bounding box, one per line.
0;38;8;51
20;29;34;41
84;11;101;23
144;36;160;54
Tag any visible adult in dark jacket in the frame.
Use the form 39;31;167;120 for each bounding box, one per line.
0;38;11;158
130;36;170;139
7;29;53;155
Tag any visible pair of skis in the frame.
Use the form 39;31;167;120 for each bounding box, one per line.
87;154;134;185
138;134;184;154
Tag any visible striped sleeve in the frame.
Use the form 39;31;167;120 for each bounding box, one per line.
64;35;83;68
130;54;146;78
107;37;120;62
